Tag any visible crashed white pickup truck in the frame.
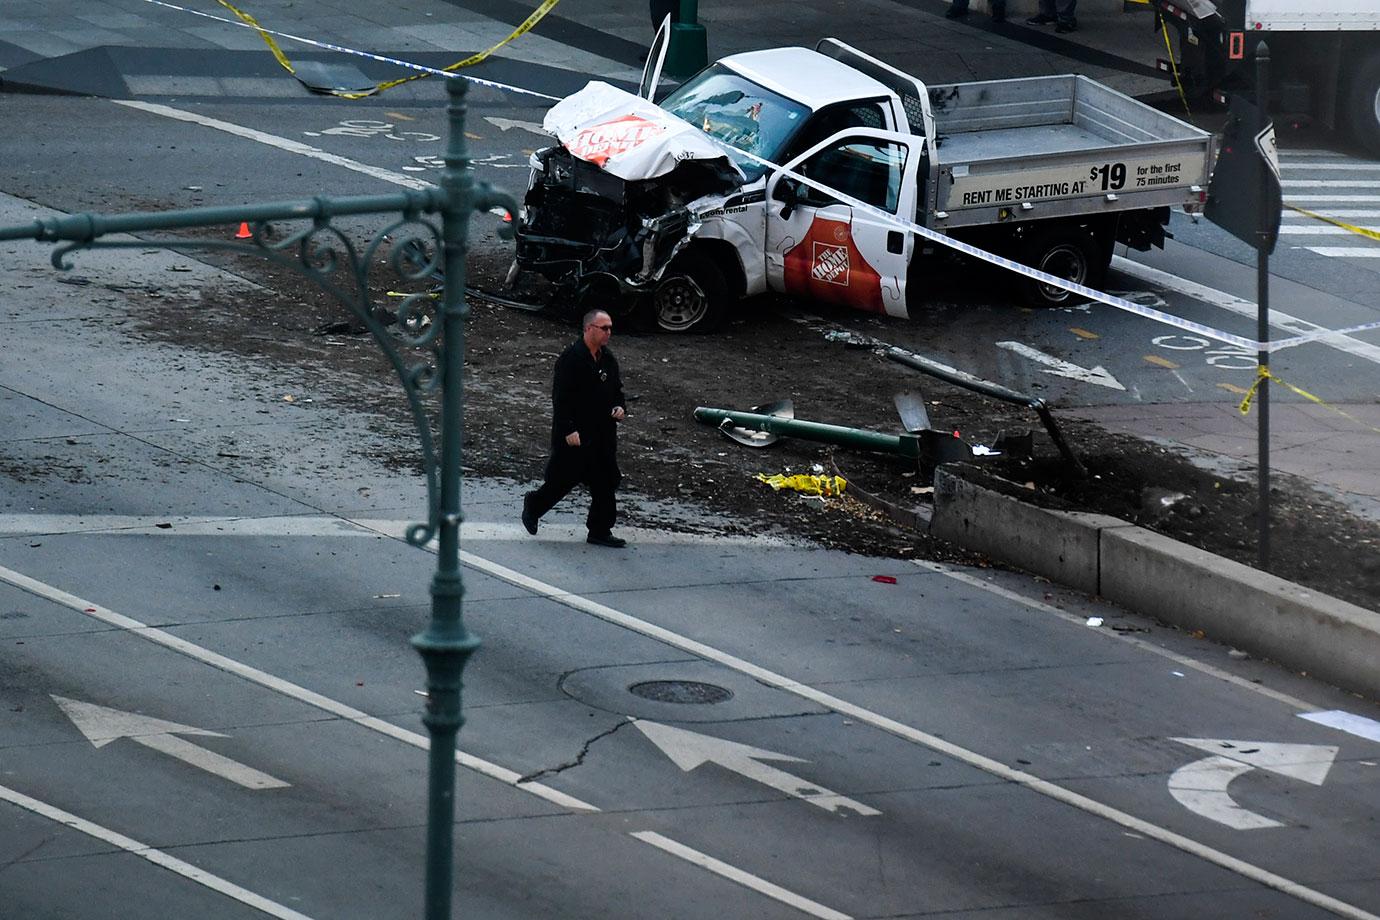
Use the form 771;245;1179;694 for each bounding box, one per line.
511;31;1216;332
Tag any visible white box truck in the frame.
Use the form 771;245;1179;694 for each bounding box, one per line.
1152;0;1380;154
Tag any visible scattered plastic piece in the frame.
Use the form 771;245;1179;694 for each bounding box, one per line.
1172;671;1185;677
1085;616;1104;627
872;575;897;585
755;473;847;496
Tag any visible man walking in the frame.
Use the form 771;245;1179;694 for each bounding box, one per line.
522;310;629;548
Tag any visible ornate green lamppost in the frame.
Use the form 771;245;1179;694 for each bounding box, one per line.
0;76;513;919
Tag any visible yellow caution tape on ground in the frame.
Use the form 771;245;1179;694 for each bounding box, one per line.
755;474;848;497
1286;205;1380;243
1238;365;1380;434
217;0;561;98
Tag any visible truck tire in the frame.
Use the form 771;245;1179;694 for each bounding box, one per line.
1015;227;1106;308
1346;54;1380;158
652;252;727;333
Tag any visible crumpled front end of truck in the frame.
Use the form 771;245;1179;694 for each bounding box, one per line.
507;81;746;331
513;146;739;324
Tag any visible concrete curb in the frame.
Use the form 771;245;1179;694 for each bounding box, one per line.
930;467;1380;701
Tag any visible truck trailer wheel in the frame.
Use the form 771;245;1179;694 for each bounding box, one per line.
653;252;727;333
1015;228;1105;308
1346;55;1380;158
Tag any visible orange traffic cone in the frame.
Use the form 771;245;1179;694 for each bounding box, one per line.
235;221;253;239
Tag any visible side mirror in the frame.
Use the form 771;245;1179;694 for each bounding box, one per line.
772;179;798;219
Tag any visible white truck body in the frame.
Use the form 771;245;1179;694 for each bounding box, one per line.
514;35;1214;331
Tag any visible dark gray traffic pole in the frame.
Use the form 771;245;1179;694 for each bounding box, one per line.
1256;42;1271;570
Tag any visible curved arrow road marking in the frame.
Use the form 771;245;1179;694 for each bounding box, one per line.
53;695;289;790
634;719;880;817
1169;738;1338;830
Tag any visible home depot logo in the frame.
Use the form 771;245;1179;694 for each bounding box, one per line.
811;243;850;285
568;115;666;167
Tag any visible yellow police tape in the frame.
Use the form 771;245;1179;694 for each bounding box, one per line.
1286;205;1380;243
1238;366;1380;434
216;0;562;98
755;474;848;497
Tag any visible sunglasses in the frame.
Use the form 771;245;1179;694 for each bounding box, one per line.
592;324;613;331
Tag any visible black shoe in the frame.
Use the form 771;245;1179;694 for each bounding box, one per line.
521;493;538;535
944;7;968;18
1026;13;1055;23
586;532;627;548
991;11;1005;22
1055;19;1076;32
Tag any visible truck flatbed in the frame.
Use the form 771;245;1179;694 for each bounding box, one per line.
929;75;1213;229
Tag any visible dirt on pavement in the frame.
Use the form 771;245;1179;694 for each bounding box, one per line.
111;228;1380;613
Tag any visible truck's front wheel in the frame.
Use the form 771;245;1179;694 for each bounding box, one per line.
1345;54;1380;158
1015;228;1106;308
652;252;727;333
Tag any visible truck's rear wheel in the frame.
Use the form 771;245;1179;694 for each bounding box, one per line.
653;252;727;333
1345;55;1380;158
1016;228;1105;308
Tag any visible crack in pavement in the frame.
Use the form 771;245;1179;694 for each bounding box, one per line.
516;719;631;785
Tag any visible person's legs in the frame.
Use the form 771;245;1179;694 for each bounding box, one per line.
1054;0;1077;31
584;462;622;538
524;449;583;532
990;0;1005;21
945;0;970;19
1027;0;1056;23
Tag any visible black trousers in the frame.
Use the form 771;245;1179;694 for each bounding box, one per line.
529;444;621;535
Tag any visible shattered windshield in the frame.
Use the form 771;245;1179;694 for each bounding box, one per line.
660;65;809;180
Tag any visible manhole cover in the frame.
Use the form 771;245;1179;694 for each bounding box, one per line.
628;680;734;705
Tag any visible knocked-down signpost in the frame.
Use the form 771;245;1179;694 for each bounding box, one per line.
0;76;515;920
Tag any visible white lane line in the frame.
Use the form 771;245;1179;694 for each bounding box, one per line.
0;783;315;920
1306;247;1380;258
0;561;839;918
1288;195;1380;203
1283;179;1380;188
1282;163;1380;171
0;563;596;814
1300;710;1380;743
112;101;433;191
1278;226;1379;235
631;832;851;920
1283;211;1380;219
0;514;794;548
451;548;1376;920
1111;256;1380;368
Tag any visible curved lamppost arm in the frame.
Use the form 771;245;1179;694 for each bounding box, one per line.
0;75;516;919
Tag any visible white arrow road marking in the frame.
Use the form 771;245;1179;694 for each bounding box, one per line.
1169;738;1339;830
53;696;289;790
996;341;1126;391
483;116;549;136
633;719;880;816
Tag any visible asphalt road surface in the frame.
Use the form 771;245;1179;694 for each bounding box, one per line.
2;59;1379;920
